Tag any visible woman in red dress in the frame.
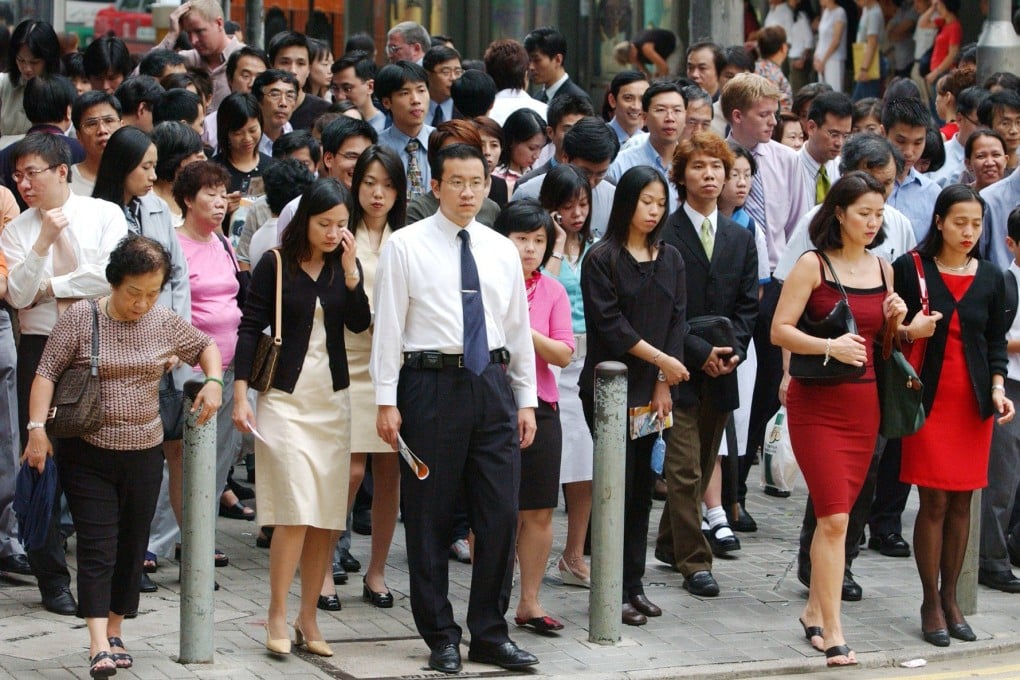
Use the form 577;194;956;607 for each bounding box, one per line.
773;172;906;668
893;184;1015;647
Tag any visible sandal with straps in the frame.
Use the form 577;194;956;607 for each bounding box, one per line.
107;637;133;669
89;650;117;678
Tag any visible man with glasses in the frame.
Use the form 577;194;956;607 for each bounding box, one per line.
798;91;853;205
331;51;387;133
253;70;298;157
523;27;591;105
682;85;715;141
386;21;431;65
69;91;122;196
267;31;330;131
424;46;463;127
1;132;127;616
979;89;1020;175
201;46;269;151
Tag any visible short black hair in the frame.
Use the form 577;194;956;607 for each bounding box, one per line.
106;234;172;289
563;115;619;164
681;84;712;108
957;86;991;118
115;75;165;117
272;129;322;165
10;131;72;173
226;46;269;83
23;75;76;125
451;70;497;118
723;45;754;73
333;50;377;81
839;132;897;175
920;126;945;173
686;41;726;75
807;91;853;126
152;121;204;182
83;35;133;79
374;61;429;101
609;70;648;99
642;80;686;112
547;93;595;130
153;89;202;126
793;82;833;119
808;171;888;251
523;27;567;59
978;89;1020;128
267;30;309;65
493;198;557;267
423;45;461;73
881;97;931;132
138;49;186;78
263;157;316;215
1007;206;1020;243
320;116;377;155
71;90;122;130
983;71;1020;94
344;33;376;55
429;143;488;183
61;51;86;81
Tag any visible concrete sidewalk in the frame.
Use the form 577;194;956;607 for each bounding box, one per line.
3;465;1020;679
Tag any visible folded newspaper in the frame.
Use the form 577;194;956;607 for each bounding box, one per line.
397;434;429;480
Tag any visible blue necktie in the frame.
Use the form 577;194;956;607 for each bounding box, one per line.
458;229;489;375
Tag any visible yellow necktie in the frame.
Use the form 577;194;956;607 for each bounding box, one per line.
700;217;714;259
816;165;831;205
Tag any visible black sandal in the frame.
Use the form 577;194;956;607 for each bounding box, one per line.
107;637;133;669
89;650;117;678
218;501;255;520
799;617;824;652
825;644;858;667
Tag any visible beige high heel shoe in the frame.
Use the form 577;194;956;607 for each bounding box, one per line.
558;555;591;588
294;621;333;657
265;624;291;655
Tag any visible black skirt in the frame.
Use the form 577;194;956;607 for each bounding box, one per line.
519;399;562;510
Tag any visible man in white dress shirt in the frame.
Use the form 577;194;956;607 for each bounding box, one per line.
484;39;548;126
371;144;538;674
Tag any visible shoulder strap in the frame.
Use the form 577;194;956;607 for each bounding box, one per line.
90;300;100;377
911;251;929;315
1006;269;1019;329
814;250;849;301
271;249;282;345
216;232;240;275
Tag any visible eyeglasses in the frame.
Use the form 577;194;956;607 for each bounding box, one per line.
822;128;852;142
432;67;463;78
442;178;486;192
12;165;58;184
80;115;121;131
263;88;297;103
330;82;356;95
386;43;404;54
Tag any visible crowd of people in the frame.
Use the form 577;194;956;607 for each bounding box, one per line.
0;0;1018;676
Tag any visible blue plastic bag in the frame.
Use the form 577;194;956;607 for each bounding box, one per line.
650;429;666;474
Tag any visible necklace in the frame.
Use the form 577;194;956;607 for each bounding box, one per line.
104;297;123;321
935;256;971;272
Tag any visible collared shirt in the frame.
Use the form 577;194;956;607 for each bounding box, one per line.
773;201;917;281
926;134;965;188
542;72;571;102
488;89;548;126
728;136;813;271
1007;261;1020;381
798;144;842;205
377;123;435;189
128;192;191;320
511;173;615;239
608;117;632;144
606;138;679;213
427;98;455;125
370;210;537;409
3;191;128;335
151;35;243;112
259;123;293;157
682;202;718;243
366;110;388;134
980;165;1020;271
889;167;941;243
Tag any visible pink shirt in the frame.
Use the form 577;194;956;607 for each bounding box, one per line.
527;272;574;404
177;231;241;367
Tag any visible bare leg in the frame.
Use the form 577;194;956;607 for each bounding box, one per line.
268;525;308;641
516;508;554;620
806;512;854;662
86;617;111;659
295;527;336;642
164;440;184;525
319;453;367;598
914;487;949;633
939;490;973;626
562;480;592;580
365;453;400;593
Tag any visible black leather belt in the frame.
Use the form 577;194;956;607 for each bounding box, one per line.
403;348;510;369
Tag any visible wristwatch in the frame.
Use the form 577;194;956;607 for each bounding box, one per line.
657;370;667;382
26;421;46;431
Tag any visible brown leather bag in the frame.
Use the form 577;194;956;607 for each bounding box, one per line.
47;301;103;438
249;250;283;392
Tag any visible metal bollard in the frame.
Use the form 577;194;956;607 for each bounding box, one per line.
960;491;981;616
179;379;217;664
589;361;628;645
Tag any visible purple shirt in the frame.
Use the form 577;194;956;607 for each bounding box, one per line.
527;272;575;404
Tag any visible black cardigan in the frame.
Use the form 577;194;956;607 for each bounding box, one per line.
234;250;371;393
892;254;1008;419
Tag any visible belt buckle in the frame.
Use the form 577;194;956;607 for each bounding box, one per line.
422;351;442;369
457;355;465;369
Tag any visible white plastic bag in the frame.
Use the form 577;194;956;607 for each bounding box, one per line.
760;408;801;497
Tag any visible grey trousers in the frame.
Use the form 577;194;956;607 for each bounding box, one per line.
0;309;24;559
980;378;1020;573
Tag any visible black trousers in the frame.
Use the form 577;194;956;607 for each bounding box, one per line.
398;363;519;651
868;438;910;536
799;436;887;569
56;439;164;618
18;334;72;594
581;392;657;600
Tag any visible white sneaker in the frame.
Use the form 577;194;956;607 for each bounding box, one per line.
449;539;471;563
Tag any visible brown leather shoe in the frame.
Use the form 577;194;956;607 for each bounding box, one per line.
621;603;647;626
629;593;662;617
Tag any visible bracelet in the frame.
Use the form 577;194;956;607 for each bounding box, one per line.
26;420;46;431
651;351;662;366
204;376;224;387
345;270;360;280
550;252;564;261
899;328;913;344
993;385;1006;393
823;338;831;366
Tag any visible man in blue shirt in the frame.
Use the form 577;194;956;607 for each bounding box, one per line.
981;164;1020;270
883;98;941;242
376;61;434;200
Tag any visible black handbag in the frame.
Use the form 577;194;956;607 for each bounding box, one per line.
688;315;738;361
46;301;103;438
158;371;185;441
788;251;866;382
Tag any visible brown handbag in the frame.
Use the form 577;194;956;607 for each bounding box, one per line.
46;300;103;438
249;250;283;392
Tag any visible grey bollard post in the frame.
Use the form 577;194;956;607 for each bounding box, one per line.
179;379;217;664
960;491;981;616
589;361;628;645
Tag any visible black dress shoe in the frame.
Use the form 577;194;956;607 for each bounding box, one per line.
429;643;462;674
731;507;757;532
922;628;950;647
629;593;662;617
339;548;361;572
363;579;394;608
683;570;720;597
468;641;538;670
140;572;158;593
332;561;348;585
708;526;741;557
797;559;811;588
317;594;341;611
621;603;647;626
868;532;911;557
0;553;33;575
1008;536;1020;568
948;621;976;641
842;569;862;602
41;586;77;615
978;568;1020;593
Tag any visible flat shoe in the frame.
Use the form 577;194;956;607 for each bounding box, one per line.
922;628;950;647
799;617;824;652
948;621;976;641
825;645;857;667
317;594;341;611
621;602;647;626
363;580;394;608
88;651;117;678
143;551;158;573
107;637;132;669
218;502;255;520
214;549;229;568
514;615;564;633
629;593;662;617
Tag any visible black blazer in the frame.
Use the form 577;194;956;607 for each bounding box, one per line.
892;254;1008;419
661;208;758;411
234;250;371;393
550;77;591;104
488;174;509;208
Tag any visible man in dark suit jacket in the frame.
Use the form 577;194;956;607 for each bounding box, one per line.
524;27;591;104
424;45;464;126
655;133;758;597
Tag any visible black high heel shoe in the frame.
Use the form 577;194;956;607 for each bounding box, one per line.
362;577;393;608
